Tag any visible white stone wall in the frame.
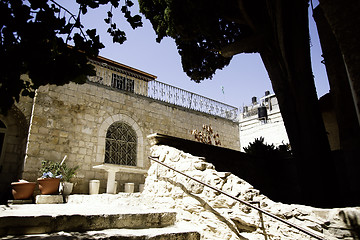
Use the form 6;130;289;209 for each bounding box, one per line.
239;111;289;151
21;82;240;194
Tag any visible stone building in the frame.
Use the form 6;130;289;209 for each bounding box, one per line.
239;91;341;151
0;55;239;199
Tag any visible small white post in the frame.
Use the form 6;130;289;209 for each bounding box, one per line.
106;170;117;194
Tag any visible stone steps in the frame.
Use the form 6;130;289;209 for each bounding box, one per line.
0;198;200;240
2;226;201;240
0;211;176;236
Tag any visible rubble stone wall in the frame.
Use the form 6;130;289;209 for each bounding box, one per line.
21;82;239;193
143;145;360;240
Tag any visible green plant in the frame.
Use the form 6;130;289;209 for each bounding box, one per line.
243;137;276;155
39;160;63;178
61;163;79;182
39;159;79;181
243;137;291;158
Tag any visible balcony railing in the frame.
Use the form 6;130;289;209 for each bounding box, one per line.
147;80;238;121
88;60;238;121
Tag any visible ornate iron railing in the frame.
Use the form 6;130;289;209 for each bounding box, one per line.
88;60;239;121
147;80;238;121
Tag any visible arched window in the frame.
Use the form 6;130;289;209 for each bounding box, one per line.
105;121;137;166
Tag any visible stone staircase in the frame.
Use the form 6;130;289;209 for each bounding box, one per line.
0;194;200;240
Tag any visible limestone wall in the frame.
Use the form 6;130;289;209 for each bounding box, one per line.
21;82;239;193
143;145;360;240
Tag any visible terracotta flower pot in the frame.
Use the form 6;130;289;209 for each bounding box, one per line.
11;181;36;200
37;178;61;195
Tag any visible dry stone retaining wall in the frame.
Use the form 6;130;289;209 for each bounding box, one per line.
21;82;239;193
142;145;360;240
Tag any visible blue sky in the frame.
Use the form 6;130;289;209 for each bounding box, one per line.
67;0;328;109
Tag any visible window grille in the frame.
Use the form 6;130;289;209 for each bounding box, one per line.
111;73;134;93
105;122;137;166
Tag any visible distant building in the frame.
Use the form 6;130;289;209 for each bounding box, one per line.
239;91;341;152
239;92;289;151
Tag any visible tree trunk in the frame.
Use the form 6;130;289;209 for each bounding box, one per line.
319;0;360;127
260;0;334;207
314;1;360;206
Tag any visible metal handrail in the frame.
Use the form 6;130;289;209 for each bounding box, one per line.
148;156;326;240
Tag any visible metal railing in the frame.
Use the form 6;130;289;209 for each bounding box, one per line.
148;156;326;240
147;80;238;121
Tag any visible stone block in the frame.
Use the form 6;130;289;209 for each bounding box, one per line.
36;195;63;204
139;183;145;192
124;183;134;193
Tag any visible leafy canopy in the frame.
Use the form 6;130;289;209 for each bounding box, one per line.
139;0;263;82
0;0;142;113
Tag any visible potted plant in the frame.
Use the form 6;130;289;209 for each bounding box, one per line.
38;160;63;195
59;163;79;195
11;179;36;200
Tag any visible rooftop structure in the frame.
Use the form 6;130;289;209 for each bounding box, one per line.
88;56;238;122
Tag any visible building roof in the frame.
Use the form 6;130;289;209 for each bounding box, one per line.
90;55;157;81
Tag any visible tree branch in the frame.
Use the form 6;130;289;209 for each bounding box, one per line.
219;35;263;57
236;0;257;32
49;0;88;43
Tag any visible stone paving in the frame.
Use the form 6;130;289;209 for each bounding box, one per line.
1;200;162;217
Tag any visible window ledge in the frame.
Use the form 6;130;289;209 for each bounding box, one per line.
93;163;147;174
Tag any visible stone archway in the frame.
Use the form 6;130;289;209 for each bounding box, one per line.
0;106;28;203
